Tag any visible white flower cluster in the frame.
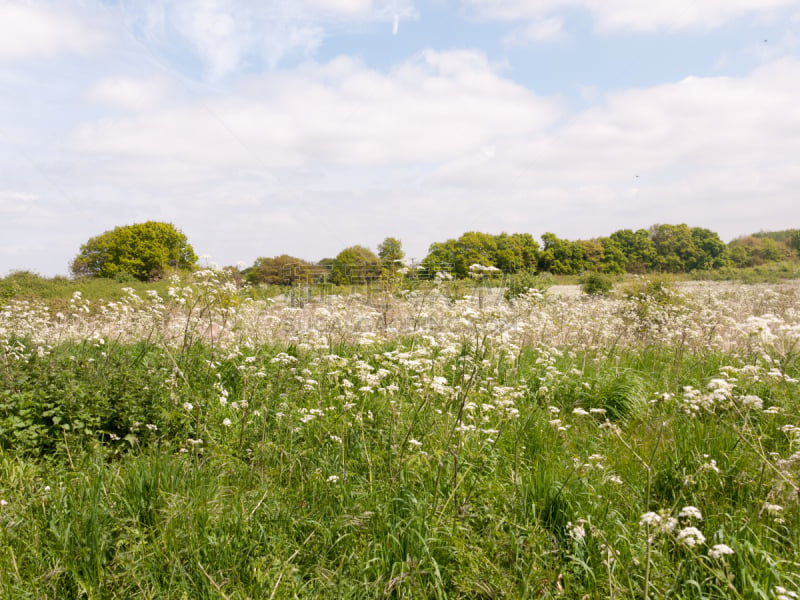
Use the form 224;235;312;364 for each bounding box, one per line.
638;506;738;555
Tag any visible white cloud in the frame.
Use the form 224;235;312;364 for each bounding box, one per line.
52;54;800;264
464;0;798;32
503;17;564;45
430;57;800;239
88;76;168;111
61;53;800;269
0;190;38;216
0;2;104;62
118;0;416;78
304;0;374;14
71;50;560;171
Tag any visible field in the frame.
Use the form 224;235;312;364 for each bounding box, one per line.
1;273;800;599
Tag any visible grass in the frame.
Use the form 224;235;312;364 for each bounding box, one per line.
2;276;800;598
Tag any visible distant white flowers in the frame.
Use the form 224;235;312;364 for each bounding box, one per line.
638;505;741;560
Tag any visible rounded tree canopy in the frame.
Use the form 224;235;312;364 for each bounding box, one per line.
71;221;197;281
331;245;380;284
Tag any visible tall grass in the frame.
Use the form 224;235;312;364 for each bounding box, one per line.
2;275;800;598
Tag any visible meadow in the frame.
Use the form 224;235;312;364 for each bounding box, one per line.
1;272;800;598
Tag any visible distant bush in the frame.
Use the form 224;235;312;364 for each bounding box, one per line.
0;281;18;307
622;276;679;304
580;272;613;296
71;221;197;282
504;271;551;302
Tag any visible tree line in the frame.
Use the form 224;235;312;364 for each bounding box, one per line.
70;222;800;284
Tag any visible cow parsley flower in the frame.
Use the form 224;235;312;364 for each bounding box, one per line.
775;586;800;600
677;527;706;548
639;512;661;527
708;544;734;559
678;506;703;521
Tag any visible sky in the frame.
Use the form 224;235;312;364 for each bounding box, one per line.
2;0;800;276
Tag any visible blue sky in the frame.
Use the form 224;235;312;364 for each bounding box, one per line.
2;0;800;275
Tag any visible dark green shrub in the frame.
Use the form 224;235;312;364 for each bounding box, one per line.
580;272;613;296
504;271;551;302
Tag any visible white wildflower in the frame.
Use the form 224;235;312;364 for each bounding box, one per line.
775;586;799;600
739;395;763;410
567;521;586;541
763;503;784;515
708;544;734;559
678;506;703;521
677;527;706;548
639;512;661;527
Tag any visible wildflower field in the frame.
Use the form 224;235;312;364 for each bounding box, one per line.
1;274;800;598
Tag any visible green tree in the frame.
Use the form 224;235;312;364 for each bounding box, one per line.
331;246;381;285
788;230;800;256
599;237;627;274
689;227;729;270
422;232;498;278
649;224;700;273
377;237;405;266
609;229;657;273
245;255;317;286
71;221;197;281
538;233;584;274
493;233;539;273
576;239;605;272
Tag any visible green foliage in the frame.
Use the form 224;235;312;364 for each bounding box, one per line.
690;226;730;270
2;319;800;596
71;221;197;281
503;271;551;302
729;232;797;268
419;226;796;281
244;254;318;286
580;272;614;296
599;236;627;274
330;245;380;284
0;270;188;305
789;229;800;255
609;228;657;273
424;231;499;278
622;276;680;305
493;232;539;273
0;280;18;308
538;232;586;274
423;231;538;278
650;223;700;272
377;236;405;264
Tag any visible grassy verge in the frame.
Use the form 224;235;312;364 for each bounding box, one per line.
1;330;799;598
